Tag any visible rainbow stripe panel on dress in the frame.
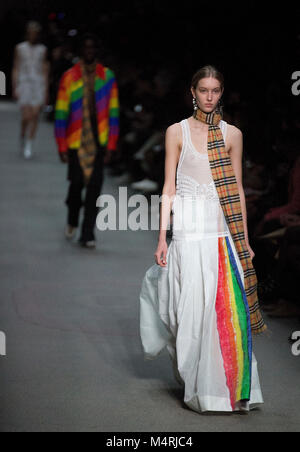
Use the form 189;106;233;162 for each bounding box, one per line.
215;236;252;410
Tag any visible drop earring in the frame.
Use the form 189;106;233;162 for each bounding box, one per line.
216;98;223;116
192;97;198;111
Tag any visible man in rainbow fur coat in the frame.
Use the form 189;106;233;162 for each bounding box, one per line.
55;33;119;248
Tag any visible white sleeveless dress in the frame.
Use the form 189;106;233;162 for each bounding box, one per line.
16;41;47;107
139;118;264;413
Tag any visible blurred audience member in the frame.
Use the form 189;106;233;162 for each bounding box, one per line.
255;152;300;237
262;217;300;318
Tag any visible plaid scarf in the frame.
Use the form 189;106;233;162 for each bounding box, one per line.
194;107;267;335
77;60;98;185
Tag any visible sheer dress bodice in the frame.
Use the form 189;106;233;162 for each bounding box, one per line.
172;118;229;240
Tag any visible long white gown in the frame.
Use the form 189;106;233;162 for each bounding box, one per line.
139;118;264;413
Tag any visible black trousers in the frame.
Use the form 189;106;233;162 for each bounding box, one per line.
66;146;105;241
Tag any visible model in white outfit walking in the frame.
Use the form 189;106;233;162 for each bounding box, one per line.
12;21;49;159
139;65;264;414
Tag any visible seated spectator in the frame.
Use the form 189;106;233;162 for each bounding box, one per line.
262;215;300;318
255;152;300;237
252;149;300;289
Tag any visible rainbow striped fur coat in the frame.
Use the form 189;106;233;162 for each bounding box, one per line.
55;62;119;154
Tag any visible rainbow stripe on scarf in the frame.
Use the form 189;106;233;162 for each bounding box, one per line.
55;62;119;154
215;236;252;410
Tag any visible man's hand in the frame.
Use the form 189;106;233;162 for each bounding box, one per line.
103;150;113;165
59;152;68;163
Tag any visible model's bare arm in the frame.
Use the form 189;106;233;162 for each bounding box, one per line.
228;126;254;258
43;49;50;104
159;124;180;240
12;47;19;99
154;124;180;266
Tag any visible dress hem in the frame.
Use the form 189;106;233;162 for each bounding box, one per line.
185;391;264;413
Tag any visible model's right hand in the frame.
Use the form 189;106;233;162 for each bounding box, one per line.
154;239;168;267
59;153;68;163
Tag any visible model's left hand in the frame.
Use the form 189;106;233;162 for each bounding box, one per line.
246;243;255;260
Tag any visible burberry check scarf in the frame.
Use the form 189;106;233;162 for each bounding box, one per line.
77;60;98;185
194;107;267;334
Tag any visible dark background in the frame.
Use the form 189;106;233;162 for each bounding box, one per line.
1;3;299;99
0;1;299;179
1;1;300;155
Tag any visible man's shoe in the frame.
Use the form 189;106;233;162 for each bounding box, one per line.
65;225;77;240
79;239;96;249
78;228;96;248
